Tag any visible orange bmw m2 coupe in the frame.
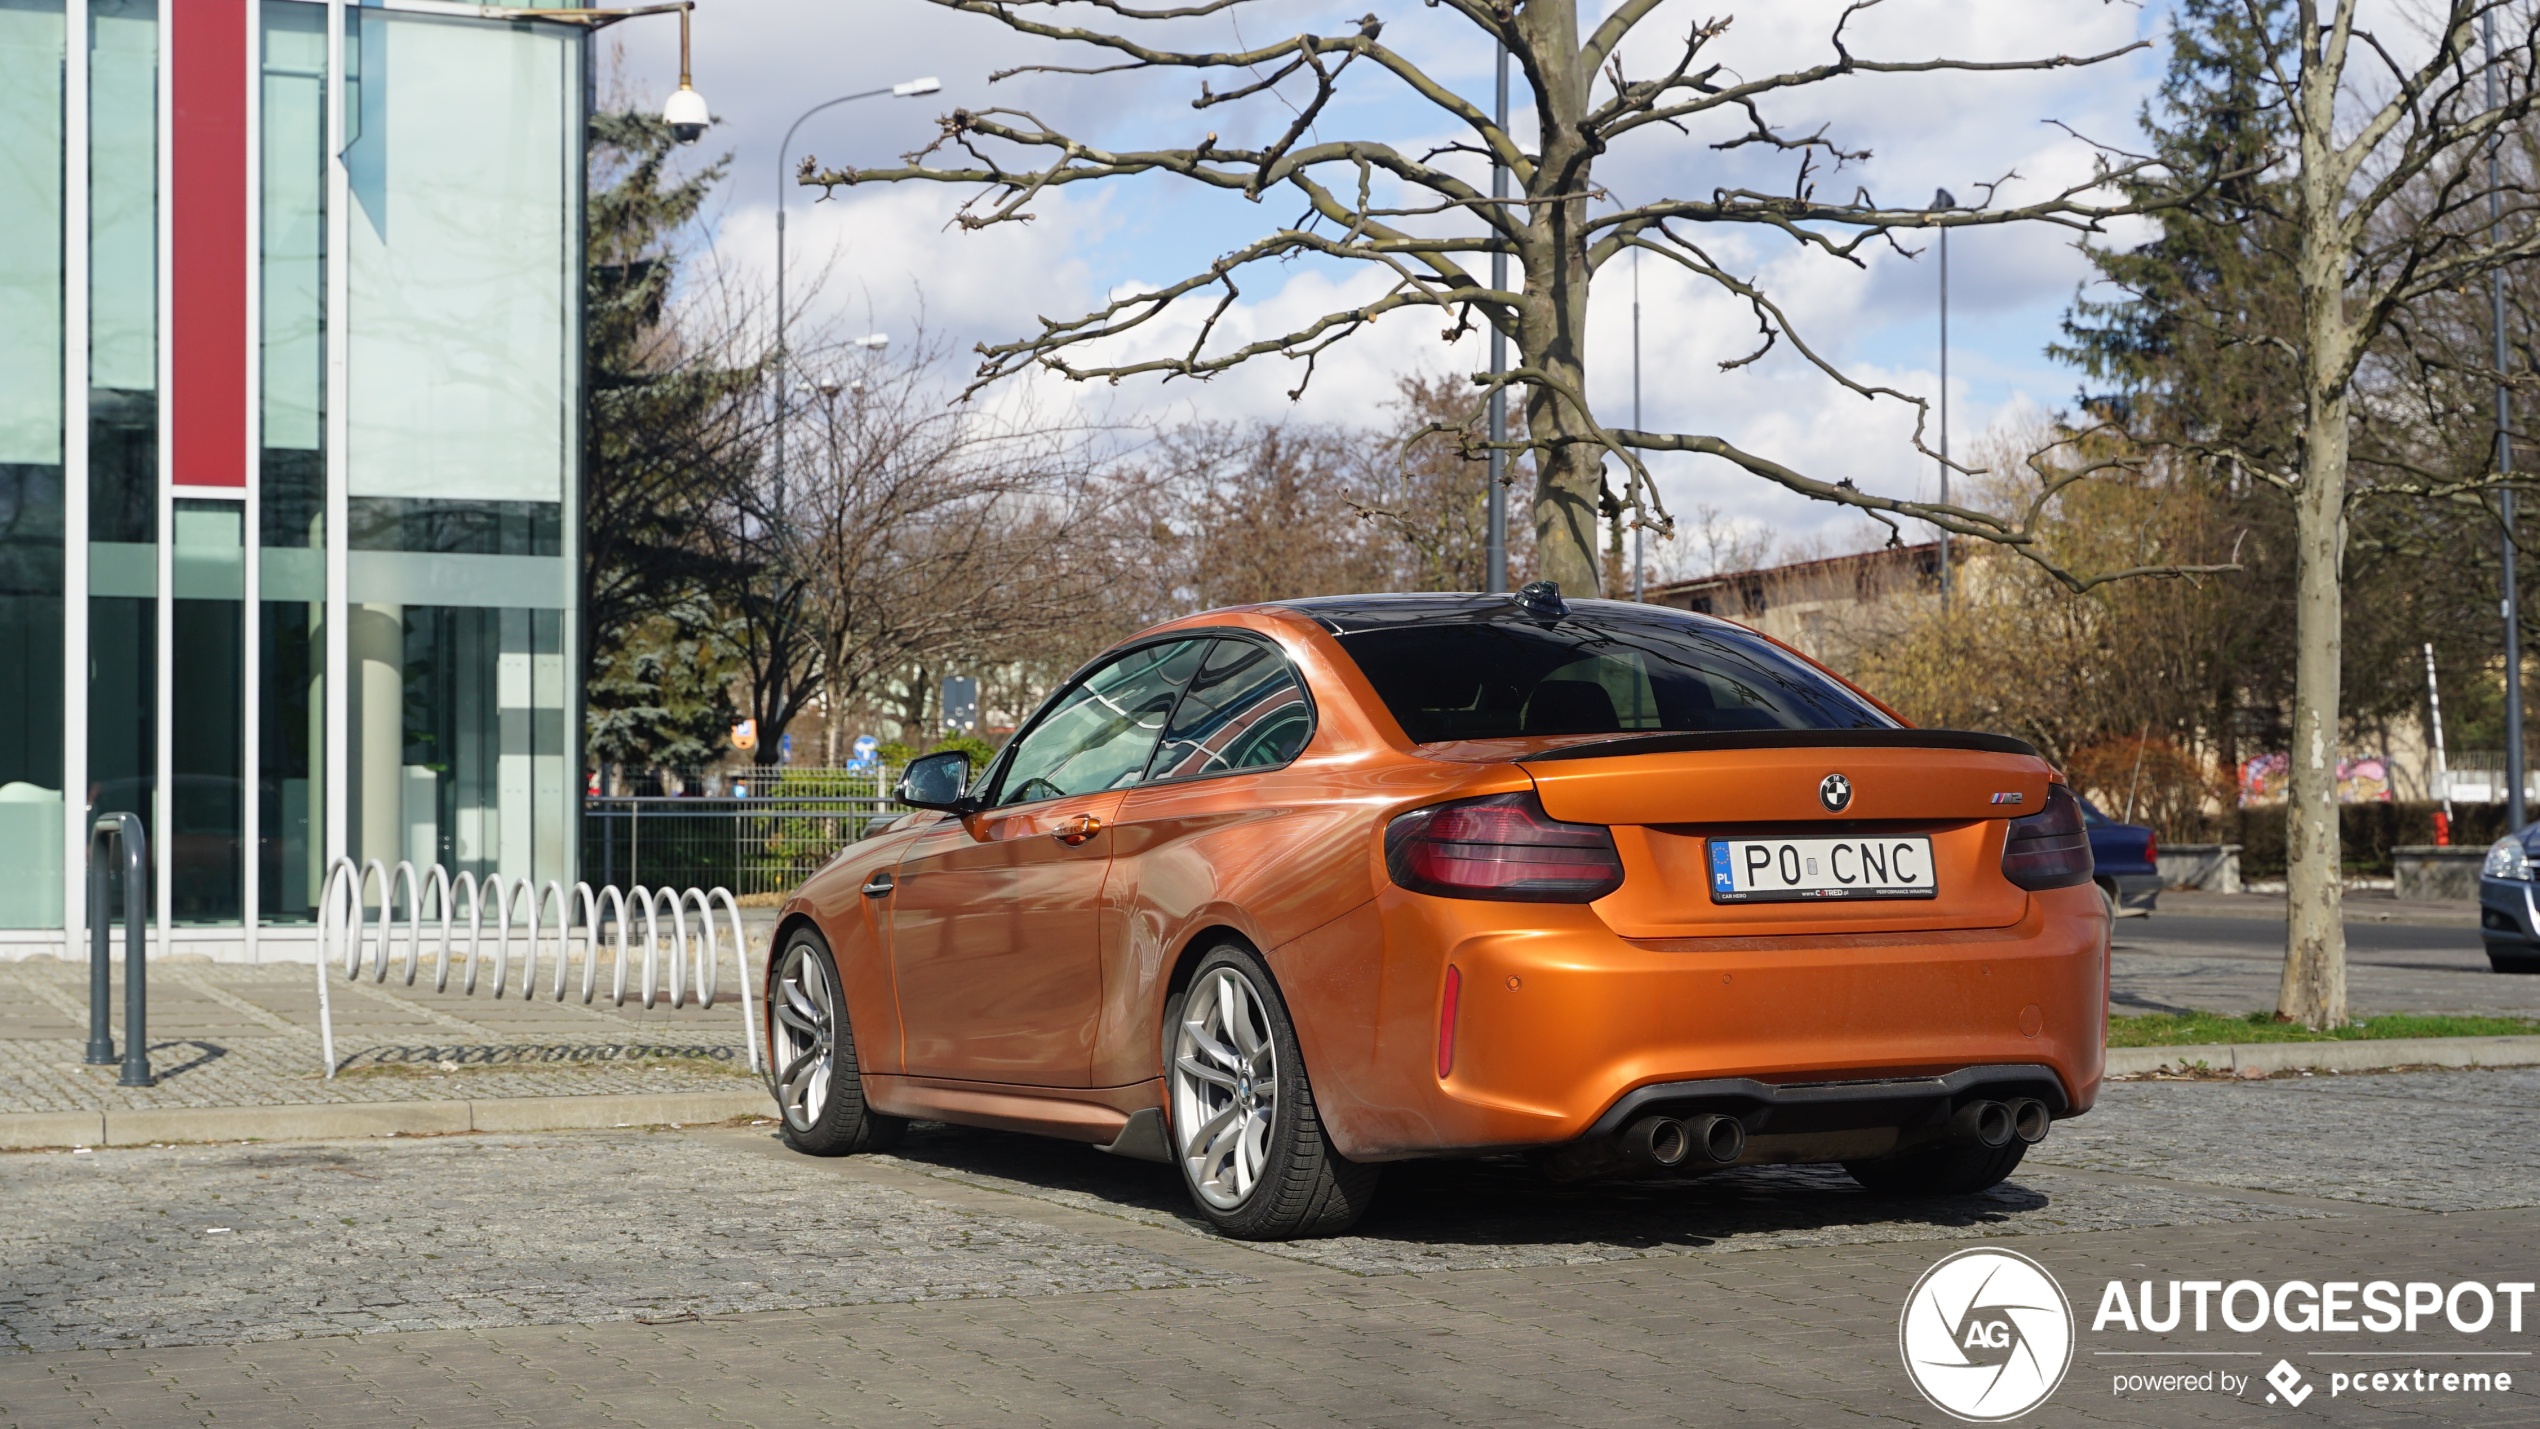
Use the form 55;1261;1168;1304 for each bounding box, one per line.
765;586;2107;1239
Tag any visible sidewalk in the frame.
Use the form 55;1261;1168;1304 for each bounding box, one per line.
0;949;775;1148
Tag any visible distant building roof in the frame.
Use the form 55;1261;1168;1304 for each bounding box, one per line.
1646;541;1944;620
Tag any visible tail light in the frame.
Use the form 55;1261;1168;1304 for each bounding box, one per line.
2001;784;2094;891
2144;832;2158;866
1385;792;1624;902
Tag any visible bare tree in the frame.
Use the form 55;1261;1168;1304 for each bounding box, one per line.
779;336;1120;756
802;1;2203;594
2126;1;2540;1026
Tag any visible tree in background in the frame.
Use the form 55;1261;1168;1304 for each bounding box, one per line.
803;1;2180;596
583;107;772;775
2073;1;2540;1026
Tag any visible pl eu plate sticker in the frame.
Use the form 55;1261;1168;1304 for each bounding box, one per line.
1709;839;1735;894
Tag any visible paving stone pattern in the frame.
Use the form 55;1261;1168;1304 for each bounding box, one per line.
2;1073;2536;1426
0;961;757;1113
0;1134;1244;1352
2043;1065;2540;1212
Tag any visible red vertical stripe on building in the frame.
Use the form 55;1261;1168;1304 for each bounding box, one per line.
171;0;249;489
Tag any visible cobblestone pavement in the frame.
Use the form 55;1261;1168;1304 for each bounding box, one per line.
4;1070;2537;1426
0;959;759;1113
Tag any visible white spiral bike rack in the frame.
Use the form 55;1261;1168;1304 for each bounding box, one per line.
314;856;763;1080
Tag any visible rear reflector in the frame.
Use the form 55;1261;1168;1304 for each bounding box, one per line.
1437;964;1461;1079
1385;792;1625;902
2002;784;2094;891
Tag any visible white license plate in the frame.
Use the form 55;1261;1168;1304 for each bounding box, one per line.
1708;836;1938;903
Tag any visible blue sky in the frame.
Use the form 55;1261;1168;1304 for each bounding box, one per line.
615;0;2172;569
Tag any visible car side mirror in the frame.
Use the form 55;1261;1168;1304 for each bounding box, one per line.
896;751;976;813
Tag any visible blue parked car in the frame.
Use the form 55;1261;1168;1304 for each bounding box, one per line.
2479;828;2540;973
2078;796;2160;918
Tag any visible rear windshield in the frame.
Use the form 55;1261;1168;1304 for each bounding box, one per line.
1331;611;1895;743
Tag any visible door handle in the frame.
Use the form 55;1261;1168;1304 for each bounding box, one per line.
861;872;895;898
1052;814;1103;847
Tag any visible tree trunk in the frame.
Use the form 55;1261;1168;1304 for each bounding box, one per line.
2279;92;2350;1029
1517;0;1603;595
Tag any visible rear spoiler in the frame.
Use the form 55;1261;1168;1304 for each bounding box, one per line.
1522;728;2041;763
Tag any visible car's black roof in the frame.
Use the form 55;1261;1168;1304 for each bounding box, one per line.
1274;591;1725;636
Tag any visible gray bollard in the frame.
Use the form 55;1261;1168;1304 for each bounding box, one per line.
85;813;152;1088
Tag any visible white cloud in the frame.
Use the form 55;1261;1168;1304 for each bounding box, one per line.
664;0;2166;558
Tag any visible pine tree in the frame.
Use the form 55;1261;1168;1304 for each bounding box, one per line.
582;109;768;776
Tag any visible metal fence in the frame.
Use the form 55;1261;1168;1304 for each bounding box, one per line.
582;774;902;898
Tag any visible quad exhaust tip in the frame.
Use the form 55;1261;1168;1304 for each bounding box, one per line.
1621;1113;1746;1169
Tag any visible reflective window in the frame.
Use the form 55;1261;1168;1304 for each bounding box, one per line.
1145;639;1312;781
88;0;154;545
992;641;1208;807
346;9;574;507
0;0;65;929
351;603;568;889
172;502;244;924
260;0;324;554
1334;609;1895;743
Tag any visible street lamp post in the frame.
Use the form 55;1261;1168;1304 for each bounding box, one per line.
774;77;940;514
2484;14;2525;829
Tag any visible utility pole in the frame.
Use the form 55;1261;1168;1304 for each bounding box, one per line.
1485;42;1509;595
2486;14;2526;829
775;80;938;516
1933;188;1954;612
1631;243;1643;601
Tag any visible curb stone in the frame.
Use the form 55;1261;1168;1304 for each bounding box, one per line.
2107;1032;2540;1077
0;1090;773;1150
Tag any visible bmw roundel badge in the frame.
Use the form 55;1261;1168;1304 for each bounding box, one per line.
1818;772;1852;813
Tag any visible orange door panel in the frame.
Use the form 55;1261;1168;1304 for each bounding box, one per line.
888;790;1124;1085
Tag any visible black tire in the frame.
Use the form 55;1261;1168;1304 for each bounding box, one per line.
770;927;905;1156
2491;950;2540;975
1844;1139;2028;1197
1163;943;1378;1239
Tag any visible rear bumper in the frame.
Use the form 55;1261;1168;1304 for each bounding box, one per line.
1276;883;2109;1161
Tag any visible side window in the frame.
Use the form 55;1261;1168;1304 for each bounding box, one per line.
990;640;1209;807
1144;638;1314;782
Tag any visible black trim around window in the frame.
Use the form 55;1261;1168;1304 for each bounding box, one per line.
974;628;1320;809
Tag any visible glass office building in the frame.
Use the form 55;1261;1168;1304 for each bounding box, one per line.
0;0;585;959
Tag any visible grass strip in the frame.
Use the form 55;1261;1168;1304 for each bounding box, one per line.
2109;1010;2540;1047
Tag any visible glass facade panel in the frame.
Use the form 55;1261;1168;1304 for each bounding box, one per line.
259;0;325;924
258;600;318;922
345;9;572;505
88;0;154;544
0;0;65;928
261;0;324;552
351;602;567;889
85;0;156;917
172;501;243;923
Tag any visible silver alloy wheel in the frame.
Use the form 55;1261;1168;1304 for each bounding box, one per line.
1172;965;1279;1210
773;942;836;1132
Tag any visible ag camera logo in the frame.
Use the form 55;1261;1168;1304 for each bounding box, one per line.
1901;1248;2076;1421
